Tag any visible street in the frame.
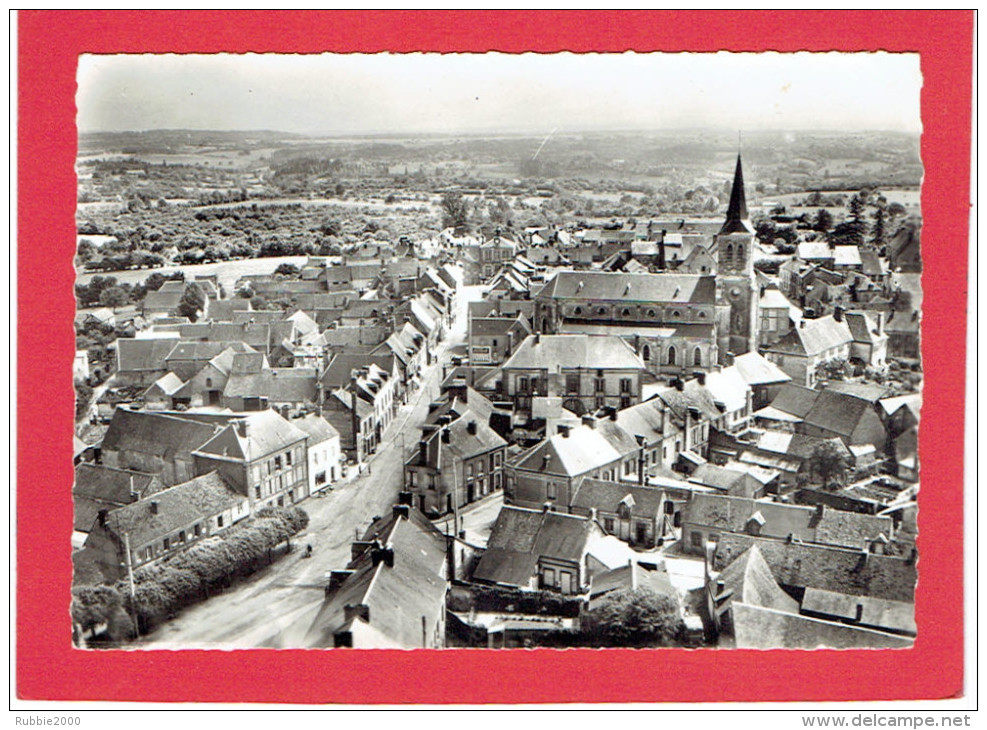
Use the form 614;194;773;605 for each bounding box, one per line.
137;283;485;648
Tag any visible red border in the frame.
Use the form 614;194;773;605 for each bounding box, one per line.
17;10;972;704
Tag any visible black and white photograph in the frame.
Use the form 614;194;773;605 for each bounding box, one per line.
70;51;924;651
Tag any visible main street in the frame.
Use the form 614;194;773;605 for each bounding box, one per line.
139;283;484;649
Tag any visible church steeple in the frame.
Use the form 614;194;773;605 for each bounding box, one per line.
719;154;752;235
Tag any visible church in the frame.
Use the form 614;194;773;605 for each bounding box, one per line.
532;155;759;375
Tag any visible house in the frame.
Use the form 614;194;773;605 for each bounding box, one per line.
404;407;509;516
114;338;177;387
141;281;205;320
730;602;912;649
74;350;90;383
681;493;894;557
166;345;246;409
845;311;889;370
686;463;770;499
500;333;646;417
223;367;319;412
99;409;220;487
754;382;819;427
506;419;640;510
143;372;185;410
762;313;854;387
800;388;888;452
79;471;249;583
568;479;673;548
732;351;791;410
293;413;341;494
371;322;428;394
301;503;449;648
713;532;917;603
320;356;399;455
191;410;310;508
739;431;853;488
757;285;800;347
323;388;376;462
589;560;679;612
888;220;921;273
472;506;608;595
884;309;921;360
468;314;532;366
72;464;162;548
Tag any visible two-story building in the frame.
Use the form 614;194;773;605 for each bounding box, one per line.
191;410;310;508
500;333;646;418
762;313;854;387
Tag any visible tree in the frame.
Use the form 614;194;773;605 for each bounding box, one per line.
848;194;865;220
99;286;129;308
813;209;834;232
175;282;206;322
890;288;913;312
871;207;887;247
815;357;850;383
274;263;301;278
807;441;851;487
440;192;470;234
828;220;866;247
75;381;94;420
584;587;684;647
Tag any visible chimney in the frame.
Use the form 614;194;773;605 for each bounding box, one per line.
674;378;685;392
581;414;597;429
129;475;138;500
657;231;666;270
97;509;108;528
418;440;429;464
799;319;807;329
694;371;706;386
467;420;478;435
608;406;618;421
542;502;552;513
534;331;541;345
344;603;370;623
350;377;360;459
351;540;374;561
392;504;411;520
833;306;844;322
149;501;159;515
398;491;414;506
441;428;451;444
327;569;354;591
371;544;394;568
506;331;515;357
557;424;571;438
876;312;885;335
235;419;248;438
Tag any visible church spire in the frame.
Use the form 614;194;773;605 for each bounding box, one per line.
719;154;752;235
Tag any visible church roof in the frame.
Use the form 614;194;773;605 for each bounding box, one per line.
719;155;753;235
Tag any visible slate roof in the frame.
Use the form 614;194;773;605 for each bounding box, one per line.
204;299;252;321
713;533;917;602
844;311;885;344
858;249;888;277
224;368;319;403
570;479;666;517
536;271;717;304
103;472;244;547
589;562;676;604
797;242;834;261
73;464;160;532
513;424;633;478
763;315;853;357
303;508;448;648
292;413;340;446
655;380;723;422
475;507;601;588
148;372;184;396
704;367;751;413
800;587;916;635
101;409;219;458
116;338;176;374
825;381;891;403
502;334;644;371
732;352;791;387
833;246;863;267
193;409;308;462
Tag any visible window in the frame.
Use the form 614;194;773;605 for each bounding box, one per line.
255;486;262;499
641;344;651;362
737;244;745;261
621;308;631;317
428;476;436;491
647;309;657;318
573;306;583;316
595;378;606;392
667;346;676;365
286;451;292;466
409;471;418;487
163;537;171;550
518;376;529;393
274;455;283;470
206;377;212;388
566;373;580;393
690;532;702;548
725;243;734;266
604;517;615;533
694;347;703;367
595;396;606;409
547;482;557;500
492;339;498;347
194;524;201;537
316;471;327;485
619;378;631;393
543;568;556;588
179;530;186;543
698;311;707;320
218;515;225;528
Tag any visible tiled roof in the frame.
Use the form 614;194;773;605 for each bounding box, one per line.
103;472;245;547
802;389;879;437
715;545;799;614
714;533;917;602
537;271;716;304
768;383;820;418
732;603;912;649
73;464;160;532
116;338;176;373
101;409;219;458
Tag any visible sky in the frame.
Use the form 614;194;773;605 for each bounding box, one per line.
77;52;922;136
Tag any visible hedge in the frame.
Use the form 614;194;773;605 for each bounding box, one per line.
98;506;310;633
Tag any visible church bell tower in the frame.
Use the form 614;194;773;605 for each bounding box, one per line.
714;154;758;361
